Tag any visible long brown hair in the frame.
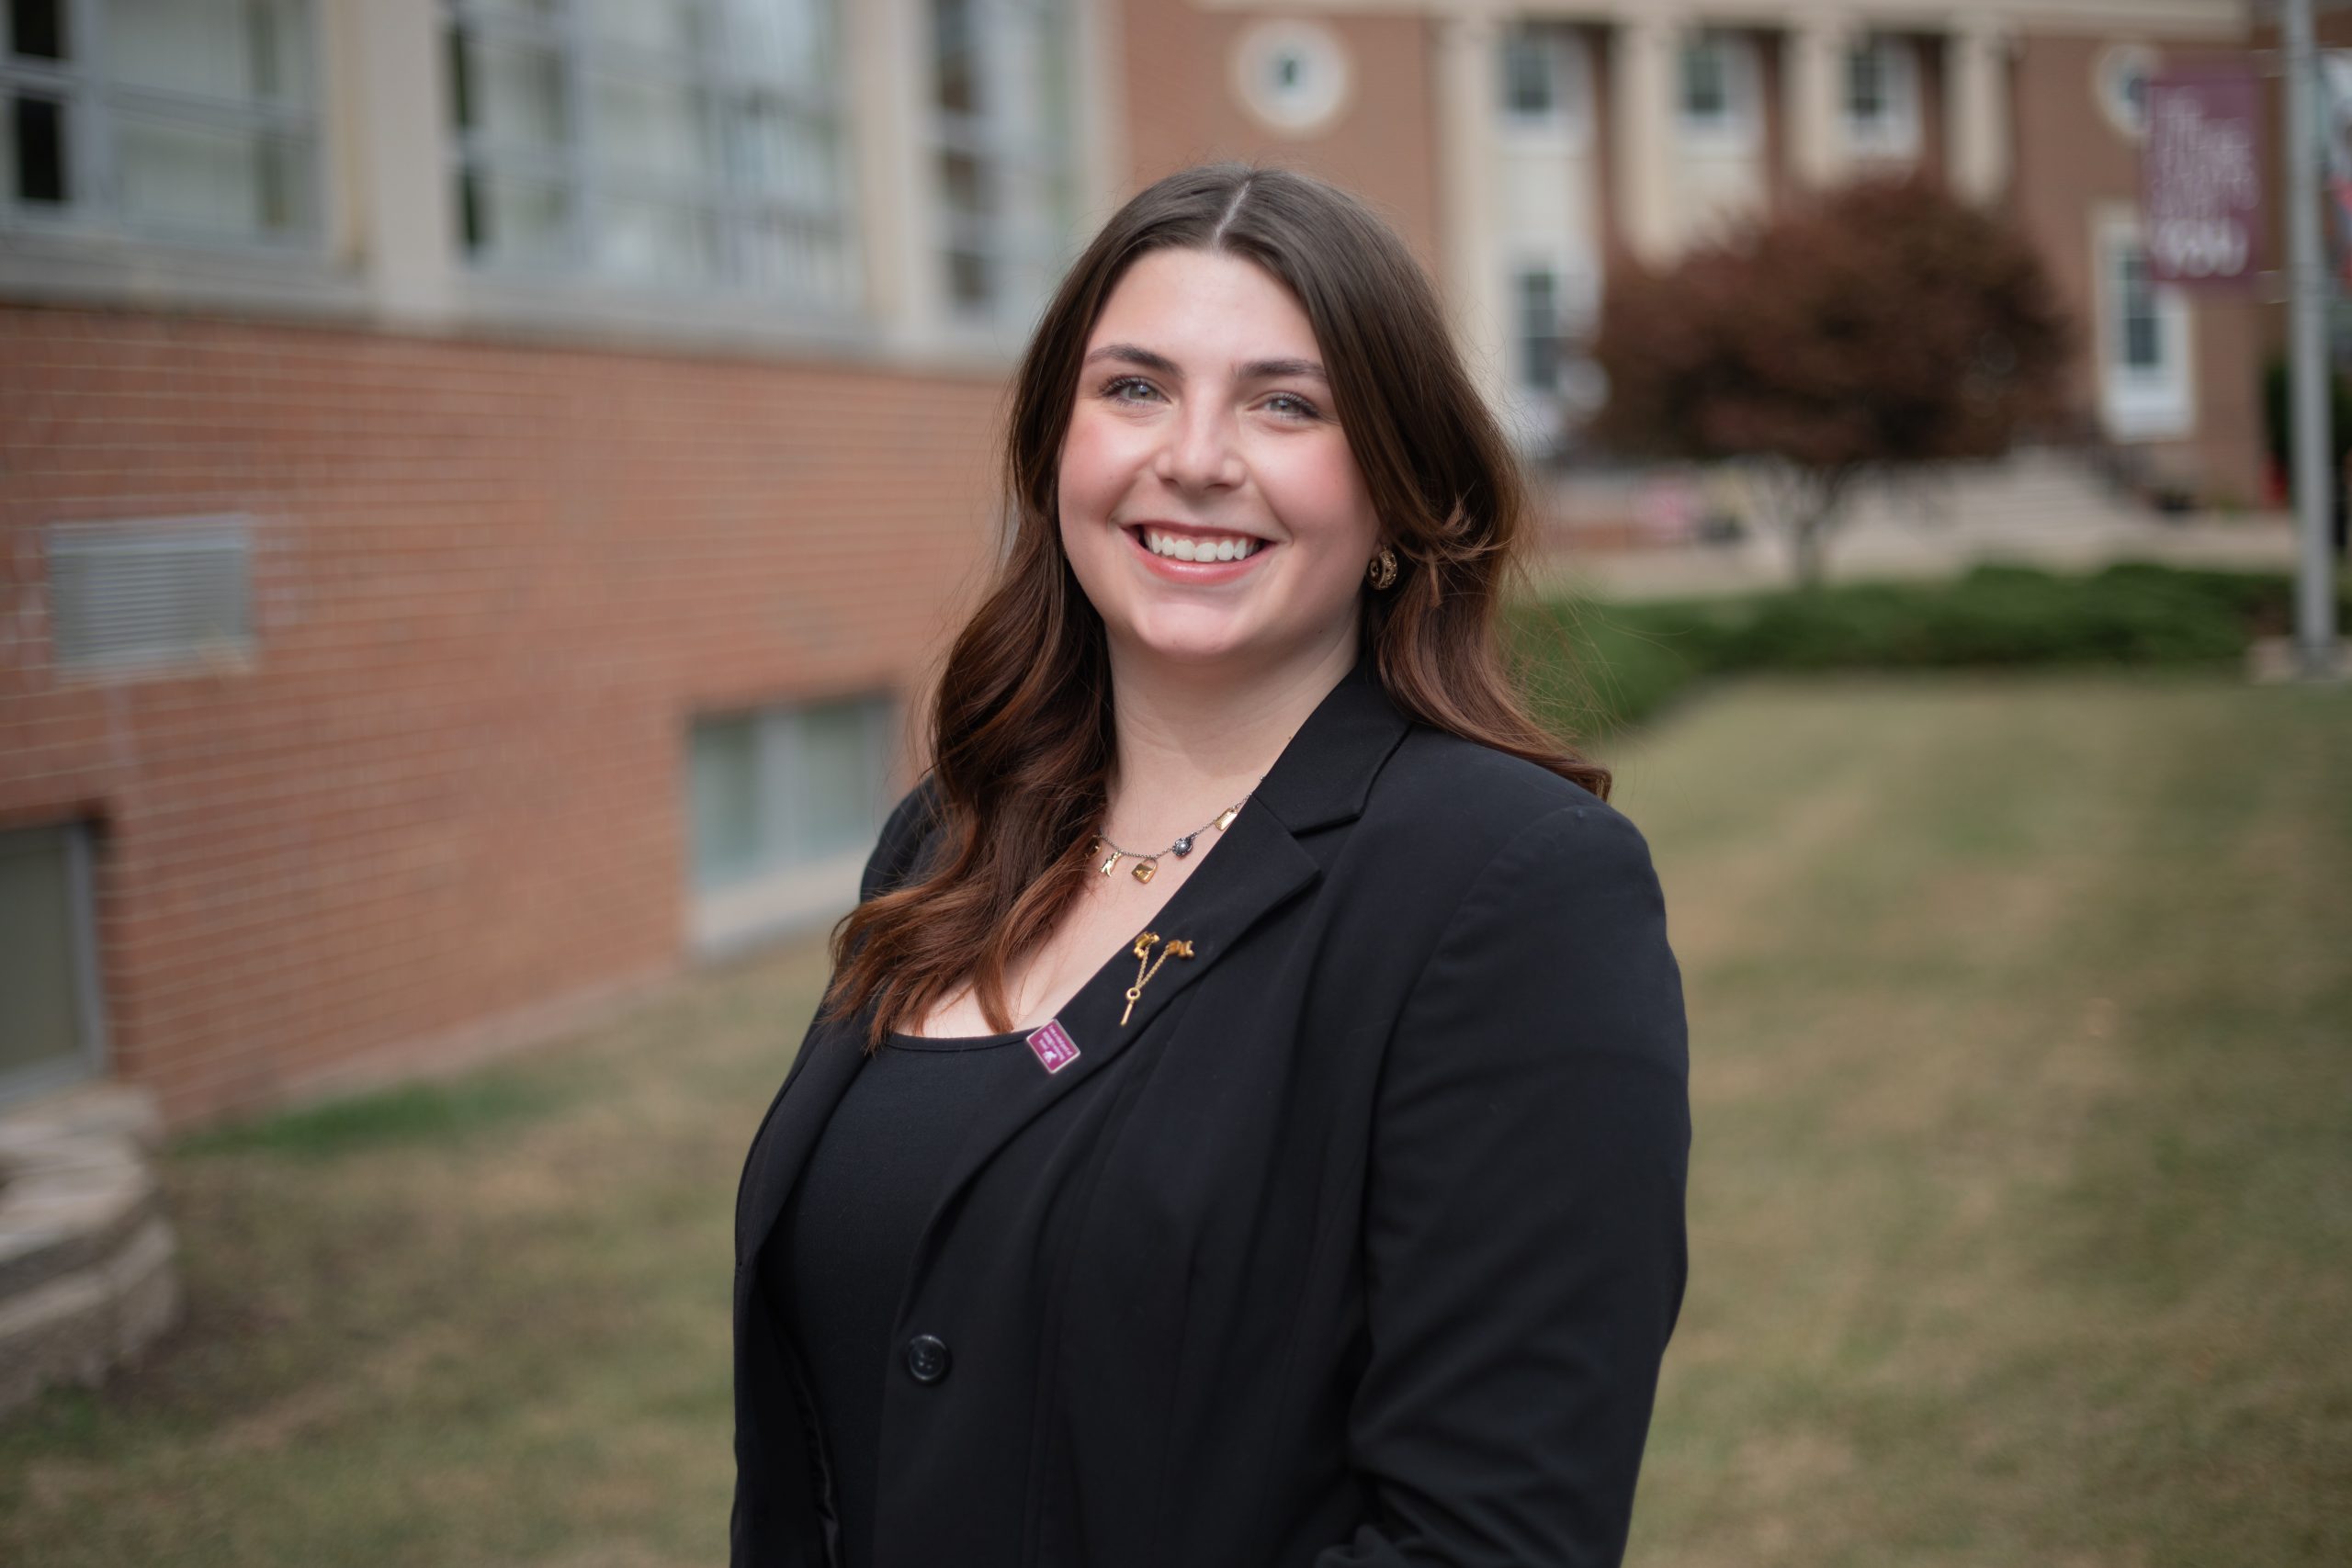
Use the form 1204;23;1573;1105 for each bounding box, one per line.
822;162;1608;1049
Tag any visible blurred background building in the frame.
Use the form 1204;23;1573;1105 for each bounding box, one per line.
0;0;2323;1126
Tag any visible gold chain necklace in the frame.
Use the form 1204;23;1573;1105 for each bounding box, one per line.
1091;775;1261;884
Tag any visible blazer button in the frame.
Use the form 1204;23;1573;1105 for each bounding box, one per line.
904;1334;952;1385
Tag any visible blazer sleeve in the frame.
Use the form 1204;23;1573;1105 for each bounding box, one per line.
1315;802;1691;1568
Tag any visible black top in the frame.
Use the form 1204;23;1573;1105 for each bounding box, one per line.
763;1025;1035;1568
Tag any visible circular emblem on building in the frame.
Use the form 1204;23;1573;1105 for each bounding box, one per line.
2095;42;2161;141
1230;20;1352;137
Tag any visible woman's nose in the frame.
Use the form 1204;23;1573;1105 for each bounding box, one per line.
1153;403;1244;492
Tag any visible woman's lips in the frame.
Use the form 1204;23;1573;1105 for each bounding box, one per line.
1123;525;1273;583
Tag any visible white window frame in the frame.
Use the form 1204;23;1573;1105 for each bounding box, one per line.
1676;28;1759;155
685;691;900;957
1497;22;1592;152
1841;32;1918;160
1510;262;1567;395
1498;247;1601;453
2095;208;2193;441
0;0;328;251
929;0;1082;331
440;0;859;312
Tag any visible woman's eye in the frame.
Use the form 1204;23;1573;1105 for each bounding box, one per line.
1102;376;1159;403
1264;392;1321;421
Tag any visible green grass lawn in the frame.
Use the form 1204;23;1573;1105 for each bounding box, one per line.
4;671;2347;1567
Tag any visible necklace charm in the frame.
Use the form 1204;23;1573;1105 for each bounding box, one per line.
1090;777;1259;887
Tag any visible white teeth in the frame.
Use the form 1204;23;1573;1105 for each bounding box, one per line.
1143;529;1261;563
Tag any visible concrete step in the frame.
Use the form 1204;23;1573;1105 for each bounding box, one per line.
0;1084;180;1416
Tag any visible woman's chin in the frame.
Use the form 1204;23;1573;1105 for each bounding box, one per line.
1108;615;1263;671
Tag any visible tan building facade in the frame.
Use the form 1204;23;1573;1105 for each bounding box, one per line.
0;0;2282;1126
1126;0;2270;500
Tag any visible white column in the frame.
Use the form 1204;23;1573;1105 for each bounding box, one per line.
1071;0;1131;232
852;0;944;346
1435;11;1508;409
1785;9;1855;189
343;0;457;323
1613;10;1683;264
1948;15;2013;202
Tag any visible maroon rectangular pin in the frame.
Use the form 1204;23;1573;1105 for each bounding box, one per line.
1025;1018;1080;1074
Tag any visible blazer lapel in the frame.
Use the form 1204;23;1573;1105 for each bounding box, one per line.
736;1003;871;1270
913;796;1316;1249
898;649;1414;1289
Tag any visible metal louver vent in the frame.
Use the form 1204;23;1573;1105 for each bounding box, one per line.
47;517;255;673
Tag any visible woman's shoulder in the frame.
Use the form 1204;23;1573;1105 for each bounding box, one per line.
1376;725;1636;843
1353;726;1660;918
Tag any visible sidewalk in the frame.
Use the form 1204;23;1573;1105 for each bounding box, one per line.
1527;447;2312;602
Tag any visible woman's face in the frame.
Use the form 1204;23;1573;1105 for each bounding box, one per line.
1057;246;1383;675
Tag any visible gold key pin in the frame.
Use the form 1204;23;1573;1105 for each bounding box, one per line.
1120;932;1195;1026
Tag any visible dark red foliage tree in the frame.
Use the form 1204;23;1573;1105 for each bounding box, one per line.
1588;173;2075;584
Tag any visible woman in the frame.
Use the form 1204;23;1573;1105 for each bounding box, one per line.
733;163;1689;1568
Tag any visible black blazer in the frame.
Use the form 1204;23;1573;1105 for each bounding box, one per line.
732;649;1691;1568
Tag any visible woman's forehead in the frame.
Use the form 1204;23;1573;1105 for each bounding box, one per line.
1086;249;1322;367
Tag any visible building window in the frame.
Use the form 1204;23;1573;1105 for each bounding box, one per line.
2119;249;2161;368
1514;267;1565;393
0;0;321;243
687;693;896;951
2098;216;2191;439
0;821;107;1107
444;0;856;308
1497;24;1590;144
1842;34;1918;157
1677;29;1757;150
930;0;1080;324
1502;28;1554;118
1681;36;1727;119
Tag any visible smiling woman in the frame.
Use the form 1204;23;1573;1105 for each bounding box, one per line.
732;164;1690;1568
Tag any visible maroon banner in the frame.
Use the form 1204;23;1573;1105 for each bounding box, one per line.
2143;64;2267;289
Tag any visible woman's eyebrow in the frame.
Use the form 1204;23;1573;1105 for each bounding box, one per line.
1241;355;1329;383
1083;344;1329;384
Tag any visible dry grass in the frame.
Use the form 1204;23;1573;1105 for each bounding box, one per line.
1623;671;2352;1568
2;670;2346;1566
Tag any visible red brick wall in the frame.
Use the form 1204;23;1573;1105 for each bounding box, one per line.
2008;33;2267;503
1;306;1003;1127
1117;3;1443;281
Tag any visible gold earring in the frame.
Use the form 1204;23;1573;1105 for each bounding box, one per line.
1366;547;1398;591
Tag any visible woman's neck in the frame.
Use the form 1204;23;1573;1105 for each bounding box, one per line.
1100;630;1359;844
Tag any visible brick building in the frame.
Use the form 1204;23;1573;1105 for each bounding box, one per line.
0;0;2301;1124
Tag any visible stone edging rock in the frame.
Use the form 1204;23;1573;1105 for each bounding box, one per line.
0;1086;180;1416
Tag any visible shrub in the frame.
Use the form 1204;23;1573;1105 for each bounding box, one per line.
1513;563;2340;736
